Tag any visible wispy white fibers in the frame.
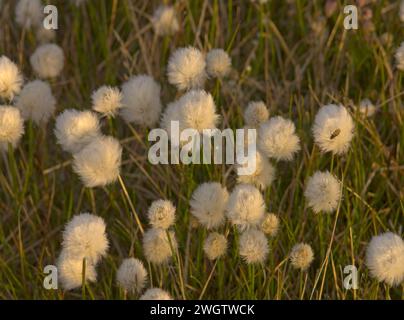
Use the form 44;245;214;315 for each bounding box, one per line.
0;106;24;151
15;0;43;29
143;228;177;264
304;171;341;213
15;80;56;124
312;104;354;155
140;288;172;300
62;213;109;264
152;5;179;36
30;44;65;79
120;75;162;127
54;109;101;154
73;136;122;188
190;182;228;229
236;150;275;190
0;56;23;101
239;229;268;264
147;199;176;230
57;251;97;291
203;232;227;260
258;116;300;161
365;232;404;286
401;0;404;22
226;184;265;230
261;213;279;237
167;47;207;91
290;243;314;271
244;101;269;127
206;49;232;78
357;98;377;117
395;42;404;71
116;258;147;293
91;86;122;116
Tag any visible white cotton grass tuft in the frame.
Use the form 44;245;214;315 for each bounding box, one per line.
54;109;101;154
143;228;177;264
312;104;354;155
226;184;266;231
120;75;162;127
62;213;109;264
57;251;97;291
356;98;377;118
0;56;23;101
167;47;207;91
15;80;56;124
244;101;269;127
72;136;122;188
400;1;404;22
261;213;280;237
91;86;122;116
203;232;227;260
152;5;179;36
304;171;341;214
395;42;404;71
116;258;148;294
140;288;172;300
236;151;276;190
290;243;314;271
15;0;43;29
258;116;300;161
239;229;269;264
147;199;176;230
30;44;65;79
206;49;232;78
0;106;24;152
365;232;404;286
190;182;229;229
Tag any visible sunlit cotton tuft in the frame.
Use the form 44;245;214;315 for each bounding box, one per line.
142;228;177;265
15;0;43;29
167;47;207;91
0;56;23;100
244;101;269;127
304;171;341;213
91;86;122;116
147;199;176;230
72;136;122;188
396;42;404;71
152;5;179;36
203;232;227;260
239;229;269;264
15;80;56;124
190;182;229;229
30;44;65;78
140;288;172;300
206;49;232;78
261;213;279;237
290;243;314;271
0;106;24;152
116;258;147;293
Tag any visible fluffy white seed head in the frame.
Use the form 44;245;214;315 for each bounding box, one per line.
258;116;300;161
400;1;404;22
120;75;162;127
147;199;176;230
73;136;122;188
226;184;266;230
206;49;231;78
203;232;227;260
0;55;23;100
15;80;56;124
91;86;122;116
395;42;404;71
54;109;101;154
261;213;279;237
0;106;24;152
365;232;404;286
116;258;148;293
152;5;179;36
356;98;377;118
57;250;97;291
143;228;177;265
239;229;269;264
244;101;269;127
167;47;207;91
62;213;109;264
312;104;354;155
304;171;341;214
30;44;65;79
15;0;43;29
190;182;229;230
236;151;276;190
290;243;314;271
140;288;172;300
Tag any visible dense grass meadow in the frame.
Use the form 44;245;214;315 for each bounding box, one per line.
0;0;403;300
